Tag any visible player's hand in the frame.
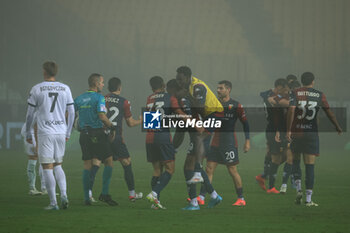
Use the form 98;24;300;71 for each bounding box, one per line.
275;131;281;142
66;138;69;142
268;96;277;106
108;130;116;142
336;126;342;135
26;137;33;144
243;140;250;153
286;131;292;142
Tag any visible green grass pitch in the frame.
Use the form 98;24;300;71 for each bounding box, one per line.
0;148;349;233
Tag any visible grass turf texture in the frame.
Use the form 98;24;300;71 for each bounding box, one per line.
0;148;349;233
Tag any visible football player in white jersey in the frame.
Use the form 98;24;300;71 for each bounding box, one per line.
25;61;75;210
21;113;46;195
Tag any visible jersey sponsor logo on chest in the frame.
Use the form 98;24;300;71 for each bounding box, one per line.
44;120;65;126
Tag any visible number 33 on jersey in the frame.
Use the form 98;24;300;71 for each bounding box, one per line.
290;87;329;132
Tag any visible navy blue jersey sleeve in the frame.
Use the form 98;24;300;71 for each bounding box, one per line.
289;91;297;106
192;84;207;106
260;90;271;102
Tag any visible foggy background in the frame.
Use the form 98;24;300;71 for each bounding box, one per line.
0;0;349;150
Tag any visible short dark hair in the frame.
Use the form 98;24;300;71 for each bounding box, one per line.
288;80;301;90
88;73;102;87
286;74;297;83
43;61;58;77
274;78;288;88
218;80;232;91
301;72;315;86
149;76;164;91
176;66;192;77
166;79;180;91
108;77;121;92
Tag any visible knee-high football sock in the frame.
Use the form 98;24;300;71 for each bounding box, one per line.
89;165;100;191
102;166;113;195
27;160;37;190
43;169;57;206
53;165;67;197
39;164;46;191
123;164;135;192
282;163;293;185
83;169;91;201
184;169;196;199
153;171;172;197
305;164;314;202
268;163;279;189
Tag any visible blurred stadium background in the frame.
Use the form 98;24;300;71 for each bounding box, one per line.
0;0;349;150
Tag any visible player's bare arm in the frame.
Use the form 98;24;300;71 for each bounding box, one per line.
286;106;296;142
125;116;142;127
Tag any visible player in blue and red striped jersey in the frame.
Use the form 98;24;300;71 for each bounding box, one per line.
104;77;143;201
204;80;250;206
287;72;342;206
145;76;186;209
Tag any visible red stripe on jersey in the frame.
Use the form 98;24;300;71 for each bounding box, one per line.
321;93;329;109
234;132;238;148
170;95;180;109
237;103;247;122
123;99;132;118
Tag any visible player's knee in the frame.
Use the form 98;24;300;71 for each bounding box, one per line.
28;155;37;160
121;158;131;166
104;157;114;167
165;161;175;175
92;158;101;167
42;163;53;169
206;165;214;175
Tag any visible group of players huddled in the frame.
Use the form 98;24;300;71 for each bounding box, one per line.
24;61;342;210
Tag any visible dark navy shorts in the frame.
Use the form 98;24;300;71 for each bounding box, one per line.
146;143;175;163
207;145;239;165
291;132;319;156
110;138;130;161
266;132;288;154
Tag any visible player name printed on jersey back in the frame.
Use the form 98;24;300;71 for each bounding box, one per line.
291;87;329;132
105;93;132;137
27;81;74;136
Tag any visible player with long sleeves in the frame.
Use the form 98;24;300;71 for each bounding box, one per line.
25;61;74;210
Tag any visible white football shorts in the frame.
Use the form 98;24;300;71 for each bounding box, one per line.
38;134;66;164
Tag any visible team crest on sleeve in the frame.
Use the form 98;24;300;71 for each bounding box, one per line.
143;110;161;129
100;104;107;112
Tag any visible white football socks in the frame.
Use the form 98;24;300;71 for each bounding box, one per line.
191;197;198;206
54;165;67;198
38;164;46;191
129;190;135;197
43;169;57;206
306;189;313;203
210;190;218;199
27;160;37;190
295;179;302;192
